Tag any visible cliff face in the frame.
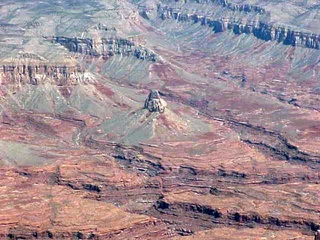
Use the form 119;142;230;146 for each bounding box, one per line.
51;37;157;61
155;3;320;50
164;0;267;14
0;35;157;87
0;64;85;86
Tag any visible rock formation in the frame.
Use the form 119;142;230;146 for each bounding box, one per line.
0;64;85;85
144;90;167;113
156;4;320;50
182;0;267;14
50;37;157;61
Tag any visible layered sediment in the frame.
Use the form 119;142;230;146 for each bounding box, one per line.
0;64;85;86
156;4;320;50
50;37;157;61
162;0;267;14
0;0;319;239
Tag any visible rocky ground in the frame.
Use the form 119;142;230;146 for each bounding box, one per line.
0;0;319;239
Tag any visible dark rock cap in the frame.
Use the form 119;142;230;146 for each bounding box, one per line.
144;90;167;113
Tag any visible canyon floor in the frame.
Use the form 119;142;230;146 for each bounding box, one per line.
0;0;319;239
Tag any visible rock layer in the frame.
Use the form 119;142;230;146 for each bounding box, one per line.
156;4;320;50
0;64;85;86
164;0;267;14
51;37;157;61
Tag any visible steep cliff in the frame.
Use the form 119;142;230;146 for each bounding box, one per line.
156;4;320;50
162;0;267;14
0;64;86;86
51;37;157;61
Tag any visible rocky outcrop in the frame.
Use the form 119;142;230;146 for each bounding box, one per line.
51;37;157;61
174;0;267;14
157;5;320;50
212;0;266;14
0;64;86;86
155;199;319;232
144;90;167;113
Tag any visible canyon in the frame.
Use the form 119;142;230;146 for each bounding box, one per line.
0;0;319;239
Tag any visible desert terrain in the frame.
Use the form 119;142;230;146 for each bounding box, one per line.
0;0;319;239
